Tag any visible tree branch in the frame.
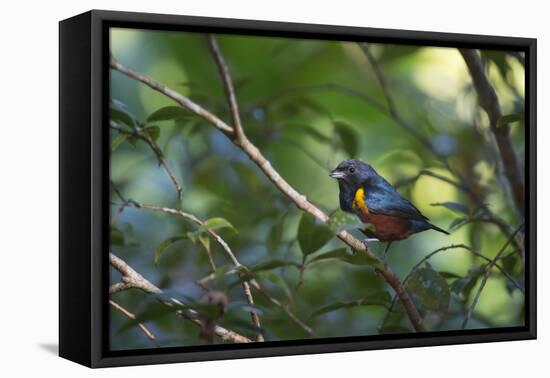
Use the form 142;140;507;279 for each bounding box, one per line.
141;132;184;206
109;252;252;343
359;43;436;153
109;299;157;342
208;35;246;141
459;49;525;213
359;45;523;257
122;200;263;341
383;241;524;330
393;169;524;256
110;124;183;206
461;222;524;329
110;56;234;136
111;51;426;332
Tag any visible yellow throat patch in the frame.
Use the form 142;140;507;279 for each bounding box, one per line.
352;188;369;213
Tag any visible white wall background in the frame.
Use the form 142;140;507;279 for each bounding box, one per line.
0;0;545;376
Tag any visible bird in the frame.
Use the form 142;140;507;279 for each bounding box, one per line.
329;159;449;260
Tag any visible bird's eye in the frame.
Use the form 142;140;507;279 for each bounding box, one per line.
349;167;355;173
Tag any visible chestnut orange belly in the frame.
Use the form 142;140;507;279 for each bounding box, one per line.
358;211;415;241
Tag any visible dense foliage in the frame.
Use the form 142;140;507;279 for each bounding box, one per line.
109;28;525;350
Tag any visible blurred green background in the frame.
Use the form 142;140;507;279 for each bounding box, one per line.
109;27;525;351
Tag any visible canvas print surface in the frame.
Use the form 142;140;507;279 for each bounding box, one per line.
108;28;526;351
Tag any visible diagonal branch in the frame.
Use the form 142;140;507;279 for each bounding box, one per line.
110;124;183;206
124;200;264;341
359;43;436;153
461;222;524;329
141;131;184;206
393;169;523;255
197;268;315;336
109;187;264;342
359;44;523;258
208;35;246;141
109;299;157;342
110;56;234;136
111;50;426;332
109;252;251;343
459;49;525;213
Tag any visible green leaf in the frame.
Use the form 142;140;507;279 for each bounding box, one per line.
198;217;237;234
311;291;391;317
147;106;189;123
334;121;359;158
143;126;160;142
267;221;284;253
451;265;485;299
207;265;242;291
250;259;300;273
110;107;136;127
184;296;225;321
298;96;329;115
111;134;128;152
126;135;138;147
379;45;420;63
227;301;266;316
439;271;462;279
117;301;179;335
497;113;523;128
110;226;125;246
431;201;470;215
448;217;468;231
258;271;293;300
298;125;333;144
328;209;364;232
481;50;510;81
379;301;408;334
406;266;450;312
309;248;383;269
297;213;333;255
198;233;210;253
225;318;264;335
154;235;188;264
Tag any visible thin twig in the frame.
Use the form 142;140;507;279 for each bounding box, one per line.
258;79;522;256
109;252;251;343
358;45;522;255
141;132;184;206
111;57;234;136
382;242;524;328
461;222;525;329
359;43;436;153
208;35;245;141
109;299;157;342
110;125;184;206
393;170;523;255
249;279;315;337
195;270;314;336
109;281;133;294
111;54;426;332
124;200;263;341
403;244;523;295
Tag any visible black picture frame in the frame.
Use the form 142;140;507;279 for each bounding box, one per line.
59;9;537;368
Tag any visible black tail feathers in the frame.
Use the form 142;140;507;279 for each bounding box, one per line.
430;223;450;235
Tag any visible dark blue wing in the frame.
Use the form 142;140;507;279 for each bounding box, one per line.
364;179;429;221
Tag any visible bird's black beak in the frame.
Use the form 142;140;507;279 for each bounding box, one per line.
329;169;346;179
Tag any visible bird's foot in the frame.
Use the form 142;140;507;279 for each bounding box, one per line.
359;238;379;256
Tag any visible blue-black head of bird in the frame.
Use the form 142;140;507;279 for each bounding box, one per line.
329;160;383;213
329;159;449;242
